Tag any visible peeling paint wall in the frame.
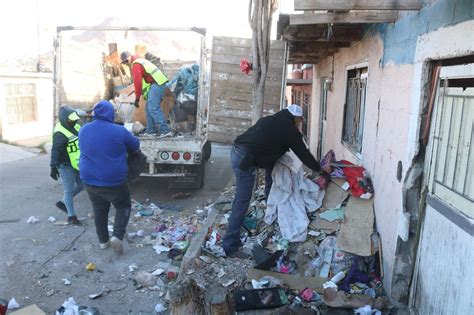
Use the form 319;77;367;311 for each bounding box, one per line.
309;4;474;299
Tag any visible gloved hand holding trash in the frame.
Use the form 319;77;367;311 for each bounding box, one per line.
50;167;59;180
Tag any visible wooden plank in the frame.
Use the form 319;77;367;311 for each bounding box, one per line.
213;44;284;59
283;24;363;41
212;62;283;78
289;11;399;25
321;182;349;210
336;197;374;257
295;0;423;11
211;53;285;68
247;268;326;293
211;81;282;95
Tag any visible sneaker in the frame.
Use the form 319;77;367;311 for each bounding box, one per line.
99;241;110;250
67;215;82;225
157;131;174;138
110;236;123;254
55;201;67;213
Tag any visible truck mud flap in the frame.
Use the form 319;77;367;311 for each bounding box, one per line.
168;163;205;189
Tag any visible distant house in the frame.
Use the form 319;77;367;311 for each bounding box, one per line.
0;72;53;144
280;0;473;312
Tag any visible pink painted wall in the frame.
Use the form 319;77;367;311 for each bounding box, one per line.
310;35;415;293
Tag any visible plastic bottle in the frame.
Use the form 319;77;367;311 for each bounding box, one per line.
330;271;346;284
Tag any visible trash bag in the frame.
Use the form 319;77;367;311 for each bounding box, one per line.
128;149;147;182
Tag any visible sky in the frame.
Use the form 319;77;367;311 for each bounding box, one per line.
0;0;294;61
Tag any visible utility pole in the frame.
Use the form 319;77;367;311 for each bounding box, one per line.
249;0;278;124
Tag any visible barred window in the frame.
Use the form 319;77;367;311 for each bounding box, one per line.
4;83;38;124
342;67;367;153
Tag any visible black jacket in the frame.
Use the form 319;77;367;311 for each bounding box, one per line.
50;106;80;168
235;109;321;172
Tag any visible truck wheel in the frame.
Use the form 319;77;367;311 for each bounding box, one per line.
203;141;212;161
194;162;205;189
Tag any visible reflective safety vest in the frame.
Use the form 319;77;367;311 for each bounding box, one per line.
53;123;81;170
132;58;168;99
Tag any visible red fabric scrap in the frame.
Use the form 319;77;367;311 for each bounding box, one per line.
240;58;253;75
341;160;366;197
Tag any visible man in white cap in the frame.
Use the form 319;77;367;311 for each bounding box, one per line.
222;104;327;257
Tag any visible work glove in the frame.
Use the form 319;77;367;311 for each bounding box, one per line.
134;98;140;108
50;167;59;181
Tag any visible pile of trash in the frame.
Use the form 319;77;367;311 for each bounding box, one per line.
194;150;388;312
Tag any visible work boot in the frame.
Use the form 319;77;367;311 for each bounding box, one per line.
55;201;67;213
110;236;123;254
67;215;82;225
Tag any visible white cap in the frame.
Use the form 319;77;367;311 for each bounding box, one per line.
286;104;303;117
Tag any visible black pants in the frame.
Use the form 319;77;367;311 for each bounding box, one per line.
85;182;131;243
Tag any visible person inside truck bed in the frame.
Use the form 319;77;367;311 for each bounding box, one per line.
120;51;173;138
222;104;331;258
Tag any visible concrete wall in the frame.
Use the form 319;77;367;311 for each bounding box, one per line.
309;0;473;296
0;73;53;143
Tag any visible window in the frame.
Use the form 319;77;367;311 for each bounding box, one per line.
342;67;367;153
4;83;38;124
294;90;310;141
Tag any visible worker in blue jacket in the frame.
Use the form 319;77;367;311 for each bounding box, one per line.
79;100;140;254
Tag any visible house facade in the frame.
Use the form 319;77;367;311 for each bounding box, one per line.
281;0;473;312
0;72;53;144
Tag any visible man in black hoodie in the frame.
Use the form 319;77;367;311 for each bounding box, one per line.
50;106;84;225
222;104;326;257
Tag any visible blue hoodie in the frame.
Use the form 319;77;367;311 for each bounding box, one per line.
79;100;140;186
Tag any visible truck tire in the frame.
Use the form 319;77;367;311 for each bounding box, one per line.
203;141;212;161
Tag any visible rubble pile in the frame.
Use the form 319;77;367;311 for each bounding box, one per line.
191;151;389;313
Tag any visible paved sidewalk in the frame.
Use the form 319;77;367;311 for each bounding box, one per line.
0;143;38;164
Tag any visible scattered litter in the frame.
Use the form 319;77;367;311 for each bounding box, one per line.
172;192;191;199
7;298;20;309
85;263;96;272
128;263;138;272
55;298;78;315
355;305;382;315
153;245;171;255
46;289;55;297
154;303;166;313
223;279;235;287
318;207;345;222
196;209;204;214
88;292;106;300
217;268;226;278
62;279;71;285
48;216;57;223
152;268;165;276
134;271;156;287
199;256;211;263
10;304;46;315
0;218;21;223
136;230;145;237
26;216;39;224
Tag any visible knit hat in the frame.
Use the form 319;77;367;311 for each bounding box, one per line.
287;104;303;117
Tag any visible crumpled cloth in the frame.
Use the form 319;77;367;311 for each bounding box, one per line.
264;151;325;242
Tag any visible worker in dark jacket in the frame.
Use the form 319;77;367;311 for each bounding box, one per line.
50;106;84;225
79;100;140;254
222;104;327;257
121;51;172;138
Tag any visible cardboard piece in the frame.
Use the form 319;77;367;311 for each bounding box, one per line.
310;218;340;234
336;197;374;257
11;304;46;315
247;268;326;293
324;288;385;309
321;182;349;210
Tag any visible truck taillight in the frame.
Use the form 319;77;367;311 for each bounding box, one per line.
183;152;192;161
171;152;180;160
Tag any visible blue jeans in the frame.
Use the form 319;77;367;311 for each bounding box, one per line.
146;83;170;134
58;164;84;217
222;145;274;255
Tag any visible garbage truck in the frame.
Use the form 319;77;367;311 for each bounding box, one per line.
53;26;286;188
